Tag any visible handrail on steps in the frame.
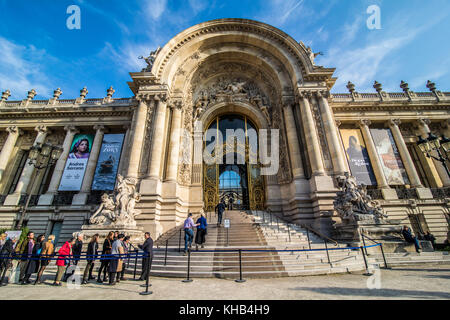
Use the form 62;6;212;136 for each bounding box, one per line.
261;208;339;247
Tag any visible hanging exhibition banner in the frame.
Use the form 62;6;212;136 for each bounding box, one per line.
91;134;125;191
370;128;410;185
58;134;94;191
340;129;377;186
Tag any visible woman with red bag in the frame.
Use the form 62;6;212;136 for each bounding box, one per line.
52;237;75;286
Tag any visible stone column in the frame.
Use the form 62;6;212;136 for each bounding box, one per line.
358;120;397;199
147;99;168;179
417;119;449;187
126;99;150;179
316;91;347;175
4;125;50;206
298;92;325;175
389;119;433;199
282;103;304;178
72;125;107;205
166;103;183;182
0;126;23;182
38;126;79;205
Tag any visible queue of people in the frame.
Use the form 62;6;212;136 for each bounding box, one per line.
0;230;154;287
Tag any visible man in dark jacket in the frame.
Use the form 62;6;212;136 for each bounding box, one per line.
72;233;84;265
215;200;226;227
138;232;153;281
82;234;99;284
0;237;17;286
97;231;114;283
424;231;436;249
402;226;421;253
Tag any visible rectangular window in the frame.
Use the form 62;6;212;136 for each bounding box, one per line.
50;221;63;245
407;144;430;188
8;150;29;194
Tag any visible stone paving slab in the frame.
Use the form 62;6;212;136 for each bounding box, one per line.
0;266;449;300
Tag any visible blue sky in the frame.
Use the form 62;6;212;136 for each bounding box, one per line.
0;0;449;100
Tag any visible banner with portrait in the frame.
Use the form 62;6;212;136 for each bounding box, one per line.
58;134;94;191
91;134;125;191
370;128;410;185
340;129;377;186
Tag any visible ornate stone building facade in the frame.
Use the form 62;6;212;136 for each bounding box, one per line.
0;19;448;244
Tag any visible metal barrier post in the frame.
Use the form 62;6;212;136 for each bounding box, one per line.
178;229;182;253
287;224;291;243
164;240;169;266
360;246;372;276
380;243;389;269
226;228;229;247
140;252;153;295
182;249;193;283
270;213;272;225
361;234;368;256
277;217;280;233
133;249;138;280
263;211;265;223
324;240;331;266
306;228;311;250
235;249;246;283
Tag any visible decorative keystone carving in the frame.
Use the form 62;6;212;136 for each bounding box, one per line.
389;119;402;127
35;125;50;135
359;119;372;128
64;125;79;135
6;126;23;136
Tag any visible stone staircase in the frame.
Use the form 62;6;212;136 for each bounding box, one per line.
30;210;450;281
147;210;369;278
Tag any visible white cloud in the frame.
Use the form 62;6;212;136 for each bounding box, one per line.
188;0;208;15
145;0;167;20
0;37;54;100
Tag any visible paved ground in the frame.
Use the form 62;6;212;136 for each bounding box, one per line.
0;266;449;300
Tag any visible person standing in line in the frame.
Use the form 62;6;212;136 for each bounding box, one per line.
17;231;35;284
120;236;130;281
0;236;17;286
114;231;119;241
183;213;199;255
72;233;84;266
215;200;226;227
53;237;75;286
138;232;154;281
97;231;114;283
108;234;125;285
82;234;99;284
195;212;208;250
0;233;6;251
34;235;55;285
22;234;45;284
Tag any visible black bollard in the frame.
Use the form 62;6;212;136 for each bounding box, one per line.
133;249;138;280
324;240;331;266
140;252;153;295
306;228;311;250
235;249;246;283
360;246;372;276
182;249;193;283
380;243;389;269
178;229;182;253
287;224;291;243
164;239;169;266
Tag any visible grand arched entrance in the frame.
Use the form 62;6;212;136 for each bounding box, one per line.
203;114;265;211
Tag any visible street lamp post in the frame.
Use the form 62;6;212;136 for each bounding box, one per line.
16;142;63;230
417;133;450;179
